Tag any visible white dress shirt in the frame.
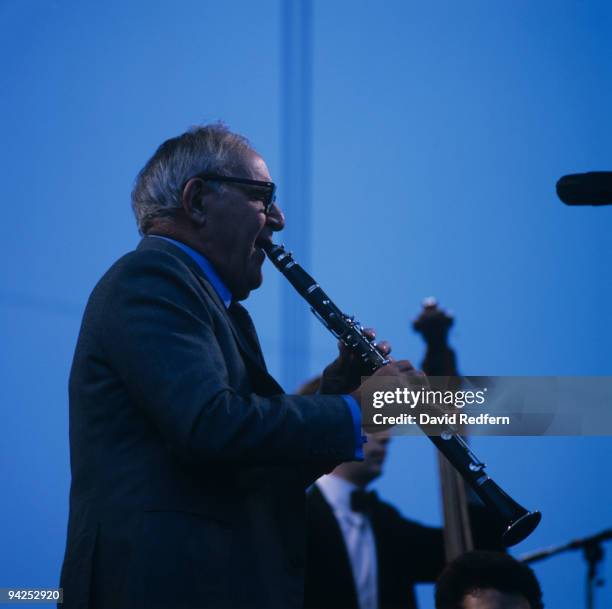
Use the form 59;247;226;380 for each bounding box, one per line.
316;475;379;609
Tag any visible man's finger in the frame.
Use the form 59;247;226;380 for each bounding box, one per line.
375;340;392;356
362;327;376;341
395;359;415;372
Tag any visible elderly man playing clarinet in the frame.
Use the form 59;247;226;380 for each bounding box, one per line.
59;123;418;609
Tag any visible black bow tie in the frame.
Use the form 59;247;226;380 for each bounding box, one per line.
350;490;377;514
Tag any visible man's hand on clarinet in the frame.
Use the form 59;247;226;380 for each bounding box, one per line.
318;328;391;395
349;359;427;407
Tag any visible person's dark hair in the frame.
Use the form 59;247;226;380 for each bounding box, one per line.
131;123;256;235
435;551;544;609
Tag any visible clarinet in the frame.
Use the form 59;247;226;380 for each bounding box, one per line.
263;241;541;547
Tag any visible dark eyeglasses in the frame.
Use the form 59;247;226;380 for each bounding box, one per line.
194;173;277;214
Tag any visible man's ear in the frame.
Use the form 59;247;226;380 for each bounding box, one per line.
182;177;208;226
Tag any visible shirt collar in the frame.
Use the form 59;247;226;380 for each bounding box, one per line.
316;474;360;515
149;235;233;308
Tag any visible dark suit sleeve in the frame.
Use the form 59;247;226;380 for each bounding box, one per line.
375;500;505;591
97;249;355;466
374;502;446;585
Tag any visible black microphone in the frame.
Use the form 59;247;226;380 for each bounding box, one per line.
556;172;612;206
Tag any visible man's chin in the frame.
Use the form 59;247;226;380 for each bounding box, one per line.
235;268;264;301
250;270;264;291
365;464;384;480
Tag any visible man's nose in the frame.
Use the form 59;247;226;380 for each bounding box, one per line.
266;202;285;232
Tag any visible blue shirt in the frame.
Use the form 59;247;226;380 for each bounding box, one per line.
151;235;232;308
149;235;363;459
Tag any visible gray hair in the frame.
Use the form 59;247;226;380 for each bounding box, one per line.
131;123;256;234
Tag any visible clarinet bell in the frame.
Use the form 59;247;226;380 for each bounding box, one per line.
503;510;542;547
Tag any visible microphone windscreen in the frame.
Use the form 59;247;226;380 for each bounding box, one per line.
556;172;612;206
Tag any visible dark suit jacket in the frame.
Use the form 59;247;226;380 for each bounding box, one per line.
59;237;356;609
304;485;505;609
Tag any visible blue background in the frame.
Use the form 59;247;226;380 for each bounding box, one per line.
1;1;611;608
